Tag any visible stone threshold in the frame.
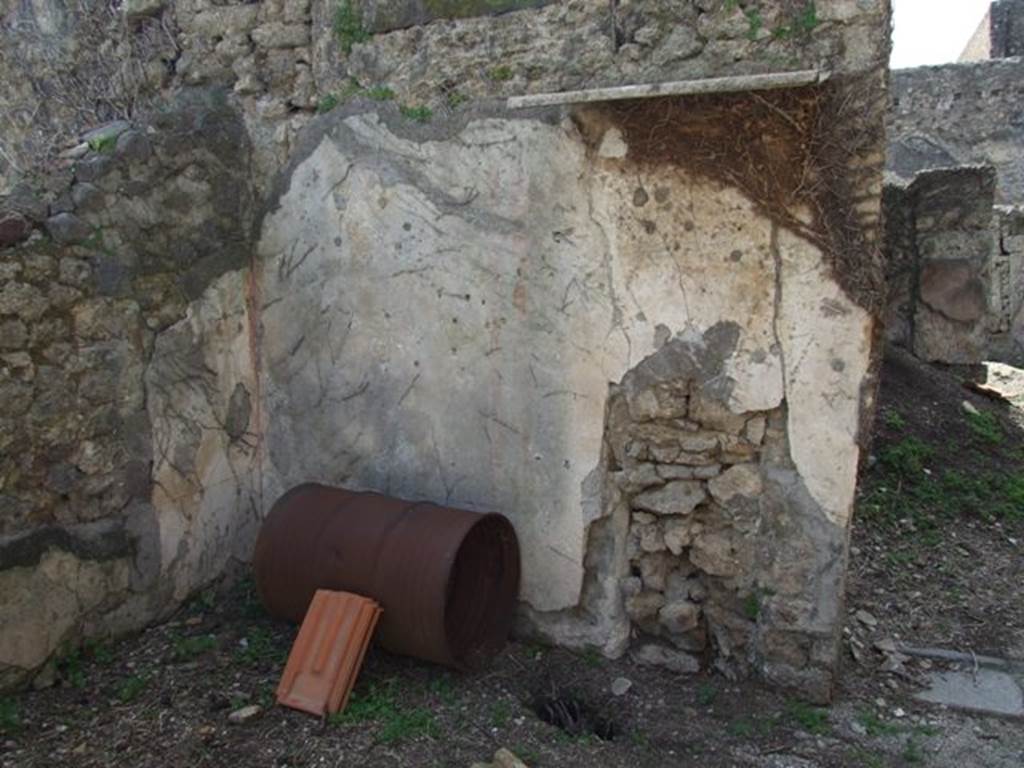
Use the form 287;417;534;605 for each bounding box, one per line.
506;69;829;109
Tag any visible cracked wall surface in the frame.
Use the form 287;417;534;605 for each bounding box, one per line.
186;104;869;700
1;1;889;696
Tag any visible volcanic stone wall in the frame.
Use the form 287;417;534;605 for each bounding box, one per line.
1;1;891;699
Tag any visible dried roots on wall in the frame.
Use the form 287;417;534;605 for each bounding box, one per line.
591;73;888;315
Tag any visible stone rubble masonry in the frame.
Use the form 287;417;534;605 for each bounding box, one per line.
0;1;889;699
1;0;889;195
883;165;1024;365
887;57;1024;203
0;91;254;690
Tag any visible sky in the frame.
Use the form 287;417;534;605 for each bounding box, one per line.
890;0;994;69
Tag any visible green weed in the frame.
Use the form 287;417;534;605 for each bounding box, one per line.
117;674;148;703
488;65;513;81
0;698;18;732
56;645;87;688
729;718;755;738
366;85;395;101
400;105;433;123
857;709;902;737
317;94;340;113
966;409;1004;444
745;8;763;40
883;409;907;431
334;0;370;54
446;91;469;108
87;134;117;154
696;682;718;707
84;638;115;666
172;634;217;661
427;674;457;706
794;1;819;32
743;589;761;621
784;699;829;734
879;437;934;477
236;627;281;666
902;736;924;764
581;647;605;668
490;700;513;729
332;679;437;744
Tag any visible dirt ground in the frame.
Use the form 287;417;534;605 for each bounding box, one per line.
1;347;1022;768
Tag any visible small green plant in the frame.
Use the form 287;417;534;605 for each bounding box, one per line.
117;674;149;703
965;409;1003;444
56;645;87;688
723;0;739;11
696;682;718;707
728;717;755;738
378;707;437;744
400;105;433;123
331;680;436;744
794;1;819;33
365;85;395;101
902;736;924;764
784;699;829;734
427;674;457;706
488;65;513;82
84;638;115;666
0;698;19;732
880;437;934;477
883;409;907;431
317;94;340;113
446;91;469;109
334;0;370;54
745;8;763;40
772;25;792;39
490;700;513;729
743;590;761;620
236;627;281;666
856;709;903;737
172;634;217;661
581;647;605;668
87;134;117;154
630;730;652;748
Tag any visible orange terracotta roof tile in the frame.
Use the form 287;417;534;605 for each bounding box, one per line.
275;589;382;717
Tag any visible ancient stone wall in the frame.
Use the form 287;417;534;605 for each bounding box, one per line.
883;166;1024;365
887;58;1024;203
0;93;255;688
2;0;888;194
1;1;890;698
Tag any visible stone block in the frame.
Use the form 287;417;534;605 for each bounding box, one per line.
45;213;92;245
631;643;700;674
633;480;706;517
918;260;987;322
707;464;763;504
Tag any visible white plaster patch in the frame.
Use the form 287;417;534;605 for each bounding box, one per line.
598;128;628;159
776;227;873;526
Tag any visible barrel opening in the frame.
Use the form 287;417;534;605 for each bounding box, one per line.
444;515;521;669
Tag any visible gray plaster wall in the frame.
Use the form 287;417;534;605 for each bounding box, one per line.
887;58;1024;203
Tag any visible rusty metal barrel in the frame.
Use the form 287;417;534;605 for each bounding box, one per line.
253;483;520;670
